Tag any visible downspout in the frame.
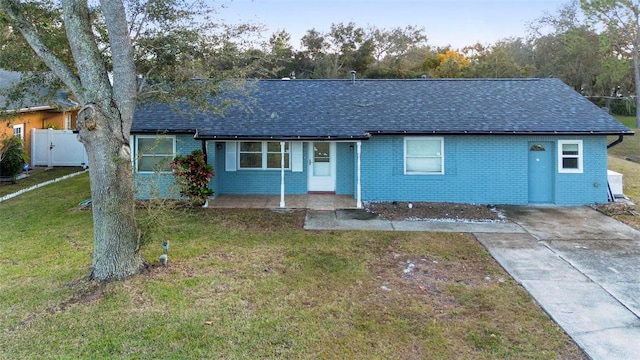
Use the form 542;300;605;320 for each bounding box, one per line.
606;135;624;203
607;135;624;149
194;129;209;162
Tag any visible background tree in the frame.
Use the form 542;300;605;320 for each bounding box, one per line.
592;23;634;98
531;26;602;91
367;26;429;78
465;39;535;78
421;48;470;78
581;0;640;126
266;30;296;78
326;22;375;75
528;1;602;91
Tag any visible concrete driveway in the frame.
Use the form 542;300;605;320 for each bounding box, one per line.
477;206;640;360
304;205;640;359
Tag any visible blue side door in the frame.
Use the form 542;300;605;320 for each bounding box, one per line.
528;142;554;204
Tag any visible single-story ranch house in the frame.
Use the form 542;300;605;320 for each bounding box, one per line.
131;78;633;207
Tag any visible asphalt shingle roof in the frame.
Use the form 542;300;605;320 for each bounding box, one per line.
132;78;633;139
0;69;78;111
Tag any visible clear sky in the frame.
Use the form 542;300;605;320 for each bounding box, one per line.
217;0;570;48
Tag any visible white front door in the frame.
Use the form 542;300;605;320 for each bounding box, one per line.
308;142;336;192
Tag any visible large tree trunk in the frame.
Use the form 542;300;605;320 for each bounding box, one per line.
77;105;145;281
1;0;145;281
635;35;640;129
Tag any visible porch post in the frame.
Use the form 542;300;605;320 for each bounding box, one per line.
280;141;286;208
356;140;362;208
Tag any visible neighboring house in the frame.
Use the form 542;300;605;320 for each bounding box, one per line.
131;78;633;207
0;69;79;162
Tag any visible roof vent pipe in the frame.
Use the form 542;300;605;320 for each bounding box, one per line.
350;70;356;84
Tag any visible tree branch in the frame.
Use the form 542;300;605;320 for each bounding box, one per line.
62;0;112;103
0;0;83;100
100;0;137;135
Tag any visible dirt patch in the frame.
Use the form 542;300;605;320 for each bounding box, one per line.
593;201;638;216
365;201;505;222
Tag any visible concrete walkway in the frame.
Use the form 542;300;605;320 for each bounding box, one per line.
304;209;525;233
304;206;640;360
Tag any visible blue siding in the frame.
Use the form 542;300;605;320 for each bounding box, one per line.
556;137;608;205
206;141;218;197
361;135;609;206
216;142;308;195
134;134;202;199
336;142;355;195
135;135;609;205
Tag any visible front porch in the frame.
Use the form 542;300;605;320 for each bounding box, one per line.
206;194;358;210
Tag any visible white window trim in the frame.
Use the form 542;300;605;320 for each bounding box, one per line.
404;136;444;175
12;123;24;140
135;135;176;174
238;141;291;170
64;114;72;130
558;140;583;174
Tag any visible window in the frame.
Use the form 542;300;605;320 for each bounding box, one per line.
239;141;290;170
558;140;583;173
12;124;24;140
404;137;444;174
239;142;262;168
136;136;175;173
64;114;72;130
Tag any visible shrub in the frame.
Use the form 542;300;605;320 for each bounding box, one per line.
0;136;28;182
170;150;214;206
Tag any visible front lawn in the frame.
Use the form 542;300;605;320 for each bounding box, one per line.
608;116;640;229
0;166;85;198
0;173;585;359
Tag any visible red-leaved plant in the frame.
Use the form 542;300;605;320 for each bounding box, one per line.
170;150;214;206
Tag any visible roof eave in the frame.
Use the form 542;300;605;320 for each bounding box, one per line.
194;134;370;141
131;129;198;135
368;130;635;136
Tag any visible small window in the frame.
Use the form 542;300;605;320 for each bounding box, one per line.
238;141;290;170
239;142;262;169
404;137;444;175
136;136;175;173
558;140;583;173
12;124;24;140
64;114;72;130
266;142;290;169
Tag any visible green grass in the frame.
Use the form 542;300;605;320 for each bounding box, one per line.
613;115;636;129
0;173;586;359
609;116;639;162
607;115;640;229
0;167;85;197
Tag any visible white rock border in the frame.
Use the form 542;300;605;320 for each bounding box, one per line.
0;169;89;203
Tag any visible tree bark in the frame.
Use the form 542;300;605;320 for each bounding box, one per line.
0;0;146;280
635;31;640;128
61;0;145;281
77;104;144;281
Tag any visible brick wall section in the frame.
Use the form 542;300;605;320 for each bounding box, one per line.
215;142;308;195
556;136;608;205
134;134;202;199
136;135;609;205
336;142;355;195
360;135;609;205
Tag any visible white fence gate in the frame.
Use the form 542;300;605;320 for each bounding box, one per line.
31;129;88;167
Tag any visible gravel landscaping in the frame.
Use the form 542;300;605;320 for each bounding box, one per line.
365;201;506;222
